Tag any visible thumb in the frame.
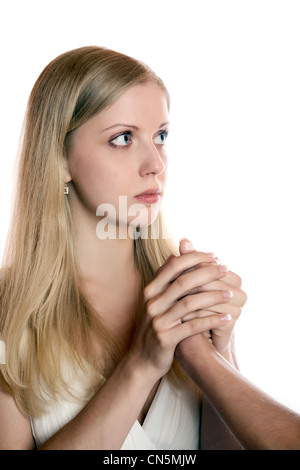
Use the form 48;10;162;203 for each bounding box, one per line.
179;238;196;255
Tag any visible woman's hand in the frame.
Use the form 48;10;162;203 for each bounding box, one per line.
127;251;234;381
178;239;247;357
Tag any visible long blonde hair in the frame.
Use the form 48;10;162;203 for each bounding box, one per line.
0;46;178;417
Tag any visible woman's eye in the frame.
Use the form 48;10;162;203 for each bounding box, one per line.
154;130;168;145
110;132;132;147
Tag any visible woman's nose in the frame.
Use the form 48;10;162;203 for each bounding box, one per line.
139;141;166;177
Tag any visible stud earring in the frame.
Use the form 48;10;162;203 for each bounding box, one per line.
64;183;69;195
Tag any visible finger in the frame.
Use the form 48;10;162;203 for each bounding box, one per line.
200;271;243;289
179;238;197;255
154;290;233;328
179;239;226;280
182;309;214;321
179;239;217;266
206;304;242;317
165;264;228;304
147;264;229;316
171;313;232;345
144;251;218;302
182;304;242;321
197;283;247;307
179;241;241;289
154;253;177;277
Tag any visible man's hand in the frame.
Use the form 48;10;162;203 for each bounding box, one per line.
178;239;247;357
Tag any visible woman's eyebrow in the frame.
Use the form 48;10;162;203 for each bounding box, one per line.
158;121;170;129
101;122;169;133
101;124;139;133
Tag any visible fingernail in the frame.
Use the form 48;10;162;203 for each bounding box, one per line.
182;240;195;251
220;314;232;322
222;290;233;299
219;265;228;273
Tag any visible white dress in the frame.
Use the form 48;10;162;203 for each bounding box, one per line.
31;375;200;450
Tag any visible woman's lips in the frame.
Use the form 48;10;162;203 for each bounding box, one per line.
135;189;161;204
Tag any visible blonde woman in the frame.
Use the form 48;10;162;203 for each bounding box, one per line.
0;46;246;450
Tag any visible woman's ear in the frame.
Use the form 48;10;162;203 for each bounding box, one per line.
64;172;72;184
63;153;72;184
63;136;73;183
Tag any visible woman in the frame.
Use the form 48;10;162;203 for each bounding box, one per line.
0;46;246;449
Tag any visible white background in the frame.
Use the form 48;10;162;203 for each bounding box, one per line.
0;0;299;413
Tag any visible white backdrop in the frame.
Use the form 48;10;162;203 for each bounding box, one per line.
0;0;299;413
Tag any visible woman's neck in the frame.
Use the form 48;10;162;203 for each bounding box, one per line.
69;194;138;286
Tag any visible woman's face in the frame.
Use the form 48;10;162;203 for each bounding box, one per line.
65;82;169;234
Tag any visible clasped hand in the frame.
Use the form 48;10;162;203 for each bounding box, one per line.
129;240;247;380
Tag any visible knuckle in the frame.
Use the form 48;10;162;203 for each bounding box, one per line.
207;316;220;330
168;255;178;269
229;272;242;287
181;295;194;311
229;305;241;318
151;315;161;333
164;255;179;276
234;307;243;320
235;290;247;307
146;298;158;317
211;264;223;279
194;251;211;263
241;290;248;305
235;274;243;288
236;307;242;318
156;330;170;349
184;319;198;335
174;274;188;291
143;284;153;302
